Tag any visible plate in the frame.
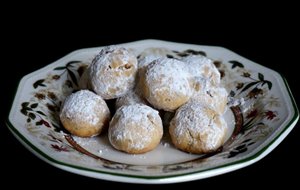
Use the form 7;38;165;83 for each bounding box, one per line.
7;39;299;184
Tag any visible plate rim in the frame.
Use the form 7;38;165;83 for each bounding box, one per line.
6;39;299;184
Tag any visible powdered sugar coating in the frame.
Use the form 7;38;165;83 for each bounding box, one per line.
192;86;228;114
169;100;227;154
143;57;193;111
89;46;138;99
182;55;221;87
138;54;161;70
115;90;147;110
108;104;163;154
60;90;110;137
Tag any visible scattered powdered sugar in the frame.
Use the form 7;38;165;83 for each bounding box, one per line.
60;90;108;125
89;46;138;99
73;136;99;146
72;135;110;156
228;97;245;107
132;154;146;159
109;104;163;150
162;141;170;148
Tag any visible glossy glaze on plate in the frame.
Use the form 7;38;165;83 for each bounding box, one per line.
7;40;299;184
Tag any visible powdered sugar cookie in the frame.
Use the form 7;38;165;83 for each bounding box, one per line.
60;90;110;137
142;57;193;111
169;100;227;154
108;104;163;154
89;46;138;99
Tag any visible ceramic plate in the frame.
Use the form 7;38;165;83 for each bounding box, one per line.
7;40;299;184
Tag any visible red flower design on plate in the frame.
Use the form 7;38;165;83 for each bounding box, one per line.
51;144;69;152
246;109;258;119
265;110;277;120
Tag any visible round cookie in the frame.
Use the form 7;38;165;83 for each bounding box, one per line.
89;46;138;99
60;90;111;137
108;104;163;154
142;57;193;112
169;100;227;154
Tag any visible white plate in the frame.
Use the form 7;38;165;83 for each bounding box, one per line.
7;39;299;184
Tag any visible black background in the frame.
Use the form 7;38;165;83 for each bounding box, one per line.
1;8;299;188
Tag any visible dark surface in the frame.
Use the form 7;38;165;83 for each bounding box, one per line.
2;16;299;188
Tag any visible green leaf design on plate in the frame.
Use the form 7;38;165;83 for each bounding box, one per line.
20;108;28;116
28;113;36;120
175;49;206;57
54;66;67;70
36;110;46;116
240;81;259;93
52;123;63;132
166;54;174;58
22;102;29;108
261;79;272;90
66;61;81;67
36;120;43;125
77;66;86;77
258;73;264;81
33;79;46;88
185;49;206;56
229;60;244;69
30;103;38;108
67;69;78;86
266;81;272;90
